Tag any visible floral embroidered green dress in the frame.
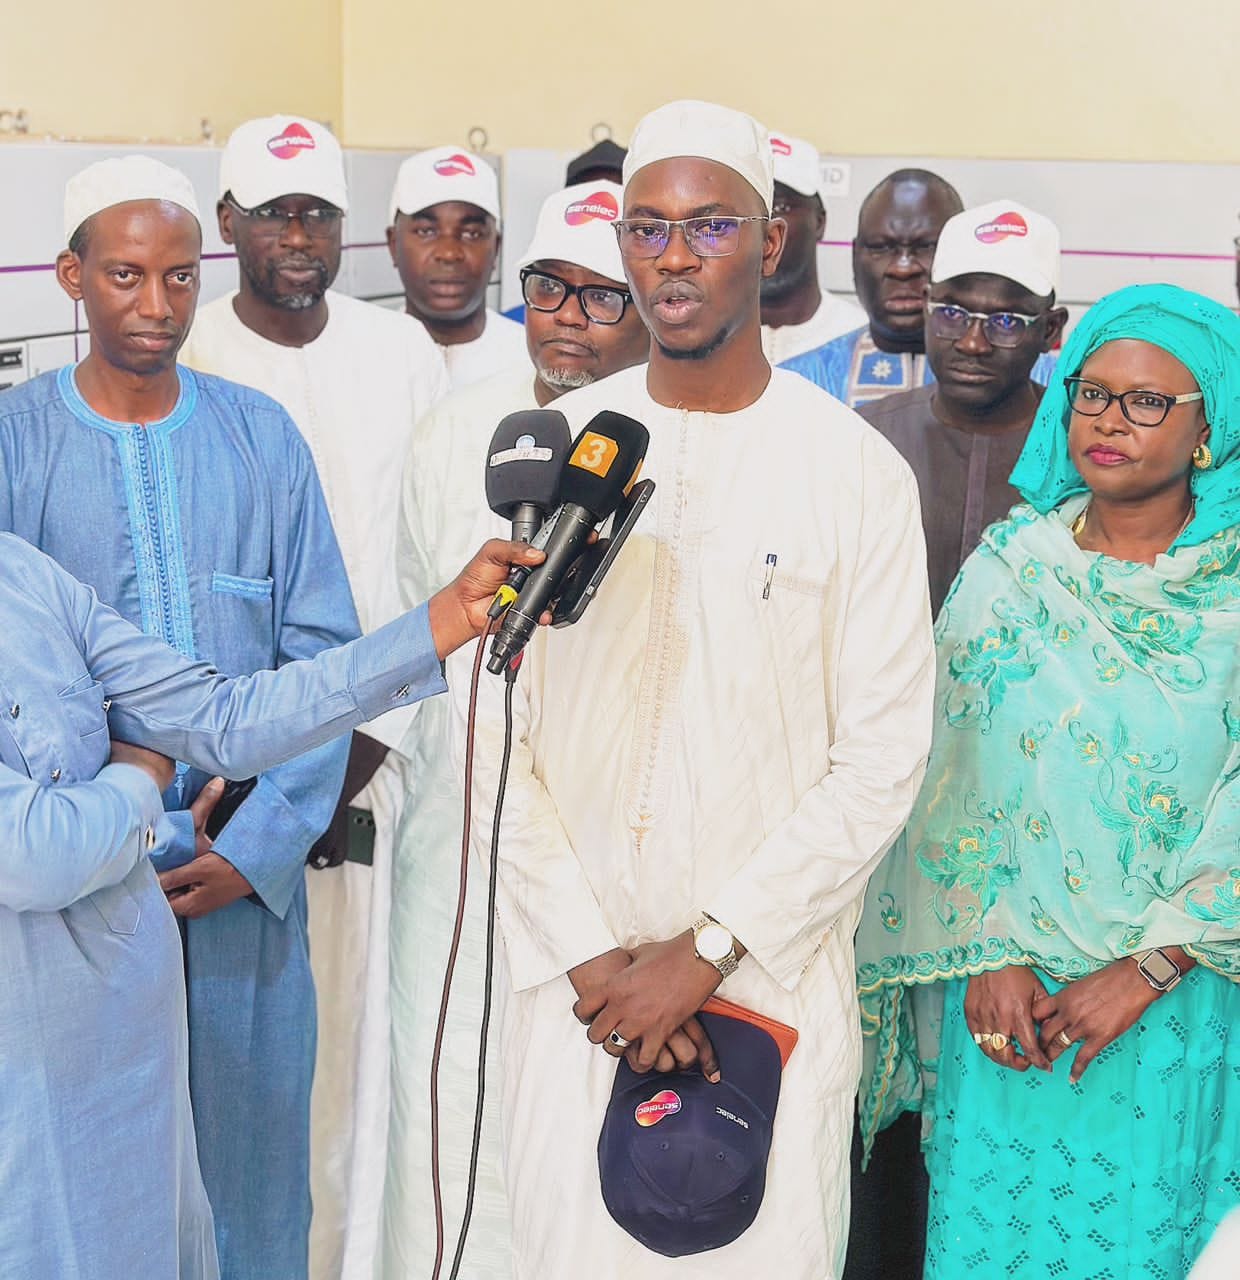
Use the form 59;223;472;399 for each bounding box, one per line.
857;285;1240;1280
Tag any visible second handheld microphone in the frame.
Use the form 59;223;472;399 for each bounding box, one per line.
487;411;649;674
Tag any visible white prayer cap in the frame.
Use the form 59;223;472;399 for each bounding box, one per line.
931;198;1061;298
389;146;501;227
623;100;774;214
220;115;348;212
769;131;822;201
64;155;201;245
515;182;626;283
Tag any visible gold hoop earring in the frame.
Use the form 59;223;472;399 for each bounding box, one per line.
1193;443;1213;470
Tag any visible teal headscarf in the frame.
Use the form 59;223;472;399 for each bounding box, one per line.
1010;283;1240;549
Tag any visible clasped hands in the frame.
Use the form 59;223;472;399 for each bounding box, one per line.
569;933;724;1081
964;957;1184;1084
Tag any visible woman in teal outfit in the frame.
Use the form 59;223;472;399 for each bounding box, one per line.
857;284;1240;1279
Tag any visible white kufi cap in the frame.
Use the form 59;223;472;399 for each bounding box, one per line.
516;181;626;283
220;115;348;212
64;155;201;244
931;199;1061;297
623;100;774;213
389;146;501;226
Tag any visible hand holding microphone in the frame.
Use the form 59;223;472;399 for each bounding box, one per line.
487;411;650;674
427;540;548;660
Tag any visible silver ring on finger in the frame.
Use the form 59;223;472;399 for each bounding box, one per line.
608;1030;632;1050
1056;1029;1073;1049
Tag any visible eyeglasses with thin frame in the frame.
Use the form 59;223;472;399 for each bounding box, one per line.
520;267;631;326
224;195;343;238
614;216;769;260
926;301;1045;348
1064;376;1204;428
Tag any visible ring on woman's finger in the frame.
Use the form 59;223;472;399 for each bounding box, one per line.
972;1032;987;1046
981;1032;1010;1051
608;1030;632;1050
1056;1030;1073;1049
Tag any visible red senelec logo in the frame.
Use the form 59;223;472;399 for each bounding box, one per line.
635;1090;682;1128
434;153;476;178
770;137;792;156
565;190;619;226
975;212;1029;244
267;123;317;160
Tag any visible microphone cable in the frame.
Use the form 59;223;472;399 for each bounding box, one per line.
448;658;516;1278
428;630;519;1280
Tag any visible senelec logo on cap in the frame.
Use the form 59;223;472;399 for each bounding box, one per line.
634;1090;682;1128
434;153;476;178
770;137;793;156
975;212;1029;244
267;123;317;160
565;191;620;226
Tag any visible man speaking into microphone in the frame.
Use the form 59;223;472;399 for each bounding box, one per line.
466;100;935;1278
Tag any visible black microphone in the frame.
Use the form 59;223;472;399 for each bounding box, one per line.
483;410;572;615
487;411;649;674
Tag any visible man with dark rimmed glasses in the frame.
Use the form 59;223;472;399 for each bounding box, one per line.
179;112;451;1280
381;177;649;1278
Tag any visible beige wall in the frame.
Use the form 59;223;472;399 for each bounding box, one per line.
0;0;342;145
4;1;1238;164
340;0;1240;164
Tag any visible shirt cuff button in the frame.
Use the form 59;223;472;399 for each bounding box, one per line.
144;826;157;851
394;684;411;699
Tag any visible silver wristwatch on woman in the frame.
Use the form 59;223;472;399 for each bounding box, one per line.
1134;947;1182;993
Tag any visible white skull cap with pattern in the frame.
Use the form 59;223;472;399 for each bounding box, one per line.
623;100;774;214
64;155;201;245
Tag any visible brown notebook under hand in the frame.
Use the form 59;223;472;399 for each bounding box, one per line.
701;995;799;1068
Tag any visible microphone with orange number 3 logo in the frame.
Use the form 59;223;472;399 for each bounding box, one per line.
486;410;649;674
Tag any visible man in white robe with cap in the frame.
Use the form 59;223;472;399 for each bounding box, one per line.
760;131;864;366
464;101;935;1278
178;114;450;1280
387;145;527;389
381;178;650;1280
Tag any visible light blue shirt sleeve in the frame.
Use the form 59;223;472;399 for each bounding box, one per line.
39;551;448;780
0;759;163;913
205;438;359;918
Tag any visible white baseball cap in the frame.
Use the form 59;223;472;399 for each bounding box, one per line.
516;181;626;284
64;155;201;244
388;146;501;227
220;115;348;212
769;132;822;201
624;100;774;214
931;199;1061;298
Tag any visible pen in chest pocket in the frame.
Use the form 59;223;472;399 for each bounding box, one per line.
762;553;778;600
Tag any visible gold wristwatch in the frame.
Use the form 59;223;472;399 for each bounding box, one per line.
692;913;739;980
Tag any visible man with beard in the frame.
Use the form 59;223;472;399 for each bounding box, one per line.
784;169;964;405
463;100;934;1279
382;178;649;1279
0;155;360;1280
759;131;864;365
179;114;449;1280
387;145;526;388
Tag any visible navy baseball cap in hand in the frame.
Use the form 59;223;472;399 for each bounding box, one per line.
596;1010;783;1257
